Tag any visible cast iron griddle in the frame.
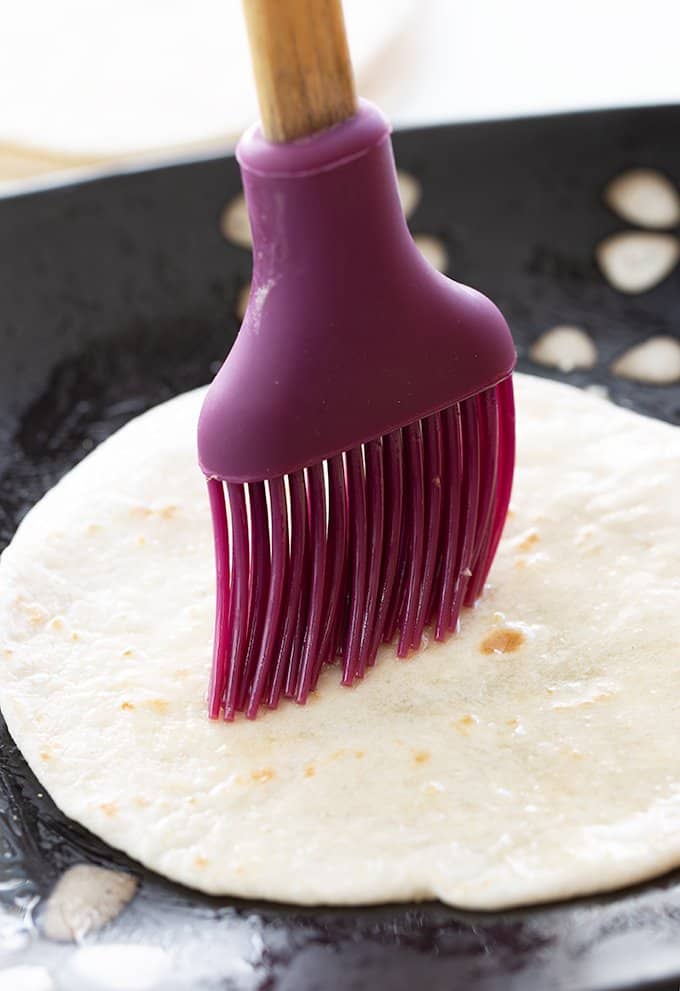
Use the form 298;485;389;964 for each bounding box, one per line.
1;106;679;991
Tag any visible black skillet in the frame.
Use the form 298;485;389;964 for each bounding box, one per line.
1;106;680;991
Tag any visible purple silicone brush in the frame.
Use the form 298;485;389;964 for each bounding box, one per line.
198;0;516;720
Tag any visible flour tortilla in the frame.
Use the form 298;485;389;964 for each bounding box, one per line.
1;374;679;910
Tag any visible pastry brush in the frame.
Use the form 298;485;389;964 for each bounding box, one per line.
198;0;516;720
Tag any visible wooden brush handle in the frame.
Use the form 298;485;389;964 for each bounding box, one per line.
241;0;357;143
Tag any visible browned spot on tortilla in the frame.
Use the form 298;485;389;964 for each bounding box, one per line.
49;617;64;631
194;856;208;868
120;701;135;711
40;749;51;761
160;505;178;519
148;699;169;715
122;649;134;658
251;768;275;783
480;628;525;655
134;797;149;808
86;522;101;534
70;632;80;642
304;765;316;778
454;714;477;734
2;648;13;659
330;749;346;760
174;668;190;679
518;532;540;552
413;750;430;764
100;802;118;817
19;601;48;626
506;717;520;728
355;750;365;758
136;535;147;546
514;557;527;569
506;508;516;519
129;505;153;518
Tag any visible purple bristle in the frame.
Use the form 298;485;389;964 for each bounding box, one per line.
206;379;515;720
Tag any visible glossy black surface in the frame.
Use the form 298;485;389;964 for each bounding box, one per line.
1;106;679;990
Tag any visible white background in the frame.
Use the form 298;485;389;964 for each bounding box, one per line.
2;0;680;179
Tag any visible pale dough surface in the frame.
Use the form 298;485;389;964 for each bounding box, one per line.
1;374;679;909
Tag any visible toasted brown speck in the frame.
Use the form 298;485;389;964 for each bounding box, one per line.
160;505;178;520
354;750;365;759
136;535;147;546
518;532;540;552
2;648;13;659
148;699;169;715
86;523;102;534
20;602;48;626
133;797;149;808
70;632;80;642
40;749;51;761
120;702;135;711
413;750;430;764
122;649;134;658
129;506;153;519
100;802;118;817
454;714;477;735
304;765;316;778
480;628;525;655
251;768;275;783
194;856;208;868
506;718;520;728
49;617;65;631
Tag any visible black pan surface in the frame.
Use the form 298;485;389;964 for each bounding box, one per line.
1;106;679;990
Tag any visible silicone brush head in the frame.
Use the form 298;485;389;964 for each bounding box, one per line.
198;102;516;720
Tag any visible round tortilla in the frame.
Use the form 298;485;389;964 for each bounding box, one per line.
1;374;679;909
